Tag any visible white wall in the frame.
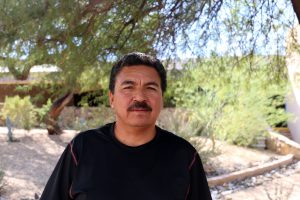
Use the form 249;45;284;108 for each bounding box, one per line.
286;26;300;144
286;91;300;143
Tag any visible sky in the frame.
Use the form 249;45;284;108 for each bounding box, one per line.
173;0;298;60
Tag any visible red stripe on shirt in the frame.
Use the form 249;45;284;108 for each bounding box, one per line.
185;151;197;199
69;141;78;166
69;182;74;199
184;184;191;200
188;151;197;170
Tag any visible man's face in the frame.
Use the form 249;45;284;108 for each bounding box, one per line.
109;65;163;128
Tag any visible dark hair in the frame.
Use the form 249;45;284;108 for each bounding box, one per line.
109;52;167;93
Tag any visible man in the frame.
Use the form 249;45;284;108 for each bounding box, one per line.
40;52;212;200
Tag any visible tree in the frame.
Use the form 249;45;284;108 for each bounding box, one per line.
0;0;298;134
292;0;300;23
0;0;213;134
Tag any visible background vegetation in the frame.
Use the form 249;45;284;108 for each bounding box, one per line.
0;0;299;147
1;55;290;149
159;55;288;147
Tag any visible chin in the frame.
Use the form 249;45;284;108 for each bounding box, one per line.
128;120;155;128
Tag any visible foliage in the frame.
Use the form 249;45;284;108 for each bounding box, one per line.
0;0;212;88
63;106;114;131
157;108;204;139
170;56;289;146
1;96;37;130
0;0;296;136
35;99;52;125
0;0;295;85
76;64;111;106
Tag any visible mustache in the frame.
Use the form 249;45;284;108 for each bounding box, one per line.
127;101;152;111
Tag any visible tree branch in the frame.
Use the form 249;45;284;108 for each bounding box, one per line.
291;0;300;24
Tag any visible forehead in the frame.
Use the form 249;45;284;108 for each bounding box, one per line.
116;65;161;83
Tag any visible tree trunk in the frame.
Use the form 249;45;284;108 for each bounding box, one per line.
7;64;31;80
46;92;74;135
292;0;300;24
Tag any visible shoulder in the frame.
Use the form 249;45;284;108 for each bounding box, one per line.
156;126;196;154
68;123;114;160
71;123;113;146
156;126;199;167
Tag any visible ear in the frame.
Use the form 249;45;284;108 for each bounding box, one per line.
109;91;114;109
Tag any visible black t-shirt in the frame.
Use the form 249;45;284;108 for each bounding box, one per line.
40;123;212;200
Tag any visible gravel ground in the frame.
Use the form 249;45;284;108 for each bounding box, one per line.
0;127;298;200
211;160;300;199
0;128;77;200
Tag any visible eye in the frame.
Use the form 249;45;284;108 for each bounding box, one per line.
123;86;133;89
147;87;157;91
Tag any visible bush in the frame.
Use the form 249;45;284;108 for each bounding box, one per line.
170;56;289;147
35;99;52;126
157;108;205;139
1;96;37;130
68;106;114;131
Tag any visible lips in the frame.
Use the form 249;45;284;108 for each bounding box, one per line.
131;108;150;111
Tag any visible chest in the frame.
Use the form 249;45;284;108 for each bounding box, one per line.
72;144;190;200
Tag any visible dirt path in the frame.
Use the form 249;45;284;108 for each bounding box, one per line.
0;128;77;199
224;170;300;200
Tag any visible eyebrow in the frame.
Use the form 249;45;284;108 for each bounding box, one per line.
121;80;135;86
120;80;159;87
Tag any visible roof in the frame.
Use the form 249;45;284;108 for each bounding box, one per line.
0;65;60;84
0;64;60;73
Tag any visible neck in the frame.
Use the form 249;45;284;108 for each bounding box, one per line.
114;122;156;147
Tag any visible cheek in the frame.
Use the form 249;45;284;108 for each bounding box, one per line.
117;90;134;99
149;96;163;108
115;94;132;107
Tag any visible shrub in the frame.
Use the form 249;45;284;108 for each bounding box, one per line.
69;106;114;131
35;99;52;125
157;108;205;139
1;96;37;130
170;56;289;147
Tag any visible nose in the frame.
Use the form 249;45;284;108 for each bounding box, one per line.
132;89;147;102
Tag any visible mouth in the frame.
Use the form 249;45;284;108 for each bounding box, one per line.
130;108;151;112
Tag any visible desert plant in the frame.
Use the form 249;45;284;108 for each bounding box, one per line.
1;96;37;130
35;99;52;124
71;106;114;131
170;56;289;146
157;108;204;139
